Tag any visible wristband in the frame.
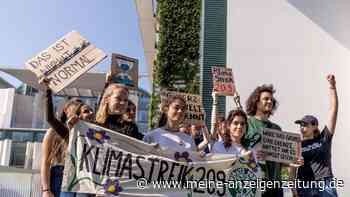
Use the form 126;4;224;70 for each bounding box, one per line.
42;188;50;192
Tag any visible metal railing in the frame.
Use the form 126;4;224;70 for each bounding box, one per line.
0;128;45;197
0;128;46;168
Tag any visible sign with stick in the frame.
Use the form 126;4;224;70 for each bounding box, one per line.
110;53;138;88
25;31;107;93
212;66;235;96
160;90;205;125
261;128;301;164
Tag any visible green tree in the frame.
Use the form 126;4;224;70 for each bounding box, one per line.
149;0;201;129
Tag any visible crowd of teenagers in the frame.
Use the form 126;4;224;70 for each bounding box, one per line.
40;74;338;197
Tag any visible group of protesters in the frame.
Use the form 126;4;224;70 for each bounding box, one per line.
40;73;338;197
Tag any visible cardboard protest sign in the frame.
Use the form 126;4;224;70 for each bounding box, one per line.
110;53;138;88
261;128;301;164
62;121;261;197
160;90;205;125
212;66;236;96
25;31;107;93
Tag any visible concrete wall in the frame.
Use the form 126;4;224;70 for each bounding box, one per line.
13;94;34;128
227;0;350;195
0;88;15;128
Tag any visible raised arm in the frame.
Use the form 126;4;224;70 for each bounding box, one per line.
210;93;218;135
326;74;338;135
197;125;210;152
40;78;69;139
97;72;113;106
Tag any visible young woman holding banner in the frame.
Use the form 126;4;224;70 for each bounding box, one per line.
143;95;209;157
211;109;254;157
290;74;339;197
209;91;243;148
41;79;94;197
95;83;143;140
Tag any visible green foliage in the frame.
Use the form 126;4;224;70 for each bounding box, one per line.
148;0;201;129
281;166;290;181
148;87;161;129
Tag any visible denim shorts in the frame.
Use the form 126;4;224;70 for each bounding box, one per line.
50;165;65;197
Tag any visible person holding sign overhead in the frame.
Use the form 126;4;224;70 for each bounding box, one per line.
40;79;94;197
42;78;95;139
209;92;233;152
291;74;339;197
210;66;241;149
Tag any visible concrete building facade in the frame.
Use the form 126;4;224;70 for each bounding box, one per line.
226;0;350;195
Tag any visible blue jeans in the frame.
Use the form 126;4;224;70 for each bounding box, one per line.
317;177;338;197
262;187;283;197
297;186;318;197
50;165;93;197
297;177;338;197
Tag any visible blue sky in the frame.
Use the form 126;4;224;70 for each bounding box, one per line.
0;0;150;91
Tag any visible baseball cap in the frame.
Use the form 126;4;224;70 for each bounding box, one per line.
295;115;319;126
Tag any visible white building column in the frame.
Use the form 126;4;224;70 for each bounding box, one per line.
0;139;12;166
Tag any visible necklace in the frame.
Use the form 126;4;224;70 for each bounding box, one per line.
171;133;185;146
177;139;185;146
162;126;185;146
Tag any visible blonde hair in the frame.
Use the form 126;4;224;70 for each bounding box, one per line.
96;83;129;124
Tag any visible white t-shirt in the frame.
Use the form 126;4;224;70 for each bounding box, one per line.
142;128;198;197
211;141;246;155
211;141;260;165
143;127;197;152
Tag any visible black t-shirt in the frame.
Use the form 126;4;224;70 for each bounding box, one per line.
297;126;334;181
104;115;144;140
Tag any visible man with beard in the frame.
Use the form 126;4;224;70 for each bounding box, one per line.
242;84;284;197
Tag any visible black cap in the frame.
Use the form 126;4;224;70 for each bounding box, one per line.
295;115;318;126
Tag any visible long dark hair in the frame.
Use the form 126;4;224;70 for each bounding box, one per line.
223;109;248;149
158;95;186;128
59;98;84;123
246;84;278;117
49;98;84;165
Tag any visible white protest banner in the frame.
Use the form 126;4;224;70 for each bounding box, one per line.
160;91;205;125
25;31;107;93
212;66;236;96
261;128;301;164
62;121;261;197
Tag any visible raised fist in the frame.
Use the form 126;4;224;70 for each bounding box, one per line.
326;74;336;88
